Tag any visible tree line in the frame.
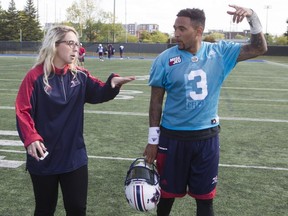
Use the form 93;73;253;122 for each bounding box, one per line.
0;0;170;43
0;0;287;44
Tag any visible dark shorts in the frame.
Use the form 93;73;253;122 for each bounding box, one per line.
156;134;219;200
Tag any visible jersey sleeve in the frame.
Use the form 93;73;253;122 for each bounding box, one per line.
217;40;241;79
148;57;166;88
15;68;44;147
84;70;120;103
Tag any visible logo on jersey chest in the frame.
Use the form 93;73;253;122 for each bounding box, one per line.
169;56;182;66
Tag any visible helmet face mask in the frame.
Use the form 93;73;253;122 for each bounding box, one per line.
124;158;161;212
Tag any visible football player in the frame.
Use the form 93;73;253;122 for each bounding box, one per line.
144;5;267;216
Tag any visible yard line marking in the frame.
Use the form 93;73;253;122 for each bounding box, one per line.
88;155;134;161
220;117;288;123
0;79;21;82
0;107;287;123
220;98;288;102
0;140;22;146
0;130;18;136
84;110;148;116
2;84;288;90
87;156;288;171
222;87;288;91
86;111;288;123
219;164;288;171
0;149;26;154
0;150;287;172
265;61;288;69
0;156;25;168
0;106;14;110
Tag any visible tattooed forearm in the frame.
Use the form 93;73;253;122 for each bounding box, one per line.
250;33;267;51
149;87;165;126
237;33;267;62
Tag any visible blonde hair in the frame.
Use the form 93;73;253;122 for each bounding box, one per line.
34;25;79;89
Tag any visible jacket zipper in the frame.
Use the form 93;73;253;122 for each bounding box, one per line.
61;75;67;101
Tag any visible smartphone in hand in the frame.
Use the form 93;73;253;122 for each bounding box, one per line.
37;150;49;160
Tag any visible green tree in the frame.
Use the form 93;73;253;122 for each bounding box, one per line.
66;0;99;40
139;31;151;43
117;33;138;43
264;33;274;45
20;0;42;41
0;4;7;40
150;31;169;43
209;32;225;40
5;0;20;41
203;35;216;43
83;19;99;42
235;34;245;39
274;35;288;45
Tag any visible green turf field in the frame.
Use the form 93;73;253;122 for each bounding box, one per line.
0;55;287;216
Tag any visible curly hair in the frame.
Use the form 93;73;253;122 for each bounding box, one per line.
177;8;206;29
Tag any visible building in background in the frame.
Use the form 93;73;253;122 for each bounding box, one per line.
123;23;159;38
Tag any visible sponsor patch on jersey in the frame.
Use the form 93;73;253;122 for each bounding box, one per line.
169;56;182;66
70;77;80;87
44;85;52;95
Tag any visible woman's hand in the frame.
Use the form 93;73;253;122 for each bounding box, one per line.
111;76;135;88
26;141;47;161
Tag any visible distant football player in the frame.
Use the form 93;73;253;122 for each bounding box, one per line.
143;5;267;216
97;43;104;61
119;45;124;59
78;43;86;66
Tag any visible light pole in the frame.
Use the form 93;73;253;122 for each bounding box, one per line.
113;0;115;43
125;0;128;43
264;5;271;34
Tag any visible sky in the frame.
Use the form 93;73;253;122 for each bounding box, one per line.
1;0;287;36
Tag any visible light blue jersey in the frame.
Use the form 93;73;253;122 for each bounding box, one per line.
149;41;241;131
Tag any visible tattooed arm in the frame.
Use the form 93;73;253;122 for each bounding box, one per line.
227;5;268;62
237;33;267;62
143;86;165;164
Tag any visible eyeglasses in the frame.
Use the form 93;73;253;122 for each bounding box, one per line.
56;40;80;49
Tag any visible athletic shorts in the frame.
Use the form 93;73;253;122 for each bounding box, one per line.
156;134;220;200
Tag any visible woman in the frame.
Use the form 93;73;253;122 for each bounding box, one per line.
15;25;134;216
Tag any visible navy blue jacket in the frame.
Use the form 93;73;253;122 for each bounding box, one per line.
16;64;120;175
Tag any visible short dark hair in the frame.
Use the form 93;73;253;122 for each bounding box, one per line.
177;8;206;28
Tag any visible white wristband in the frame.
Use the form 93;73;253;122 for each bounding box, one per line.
148;127;160;145
246;10;262;34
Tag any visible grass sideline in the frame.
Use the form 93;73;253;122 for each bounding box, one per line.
0;56;288;216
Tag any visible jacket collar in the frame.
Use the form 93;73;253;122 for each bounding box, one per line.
54;64;70;75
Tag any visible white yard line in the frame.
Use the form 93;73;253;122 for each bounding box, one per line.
265;61;288;69
0;140;22;146
0;149;287;172
222;86;288;91
1;107;288;122
0;130;18;136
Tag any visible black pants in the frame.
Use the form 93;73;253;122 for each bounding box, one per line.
30;165;88;216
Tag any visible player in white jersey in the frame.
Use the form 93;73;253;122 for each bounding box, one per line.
97;44;104;61
143;5;267;216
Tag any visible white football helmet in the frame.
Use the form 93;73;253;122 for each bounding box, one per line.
124;158;161;212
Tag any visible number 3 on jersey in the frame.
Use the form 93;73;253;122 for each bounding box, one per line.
187;69;208;100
